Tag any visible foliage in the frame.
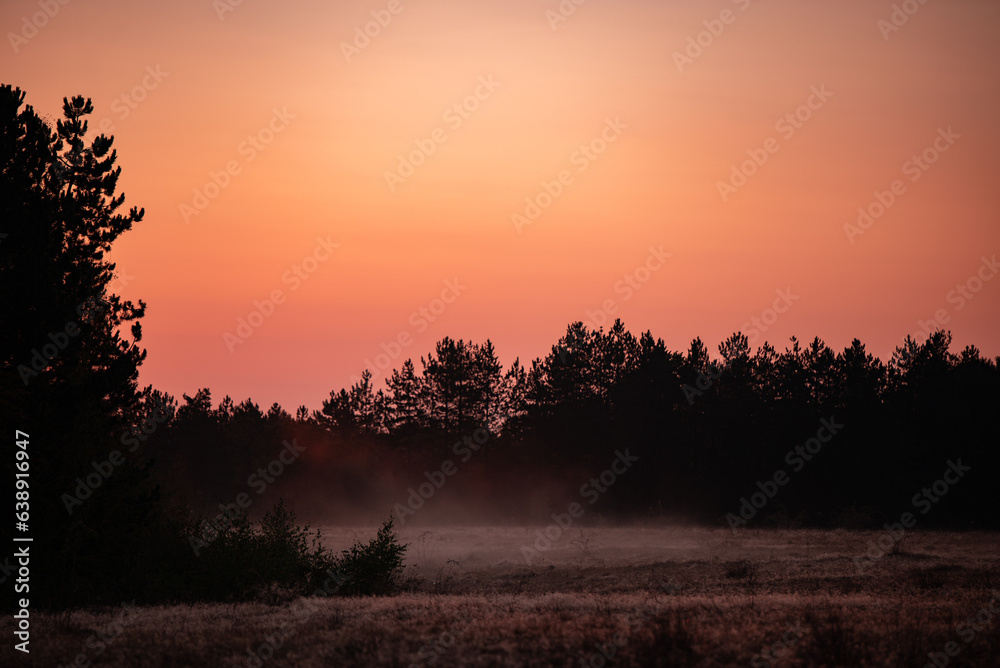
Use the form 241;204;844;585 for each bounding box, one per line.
331;517;408;596
181;499;335;601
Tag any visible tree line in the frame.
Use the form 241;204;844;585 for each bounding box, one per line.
148;323;999;533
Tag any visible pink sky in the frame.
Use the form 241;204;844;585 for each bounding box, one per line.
4;0;998;410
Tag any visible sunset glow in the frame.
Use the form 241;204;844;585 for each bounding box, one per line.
5;0;998;410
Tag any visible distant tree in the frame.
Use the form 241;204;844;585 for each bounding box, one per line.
530;322;604;409
384;359;424;436
266;401;292;423
420;337;501;434
497;357;529;436
774;336;809;411
609;330;685;487
177;387;214;420
751;341;780;398
718;332;751;372
228;398;267;473
319;369;383;436
522;323;615;461
715;332;754;405
594;320;639;394
800;336;837;410
686;336;711;376
834;338;885;414
216;395;236;424
472;339;504;432
890;330;956;395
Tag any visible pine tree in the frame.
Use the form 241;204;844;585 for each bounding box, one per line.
1;86;158;608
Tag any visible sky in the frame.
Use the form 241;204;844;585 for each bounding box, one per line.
3;0;999;411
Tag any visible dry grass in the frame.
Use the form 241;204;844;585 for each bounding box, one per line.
7;528;999;667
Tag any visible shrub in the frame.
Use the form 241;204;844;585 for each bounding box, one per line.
181;499;335;601
888;533;909;556
331;517;408;596
724;558;758;580
257;499;332;584
81;502;406;605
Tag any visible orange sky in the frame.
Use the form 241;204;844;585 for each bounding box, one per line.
4;0;999;410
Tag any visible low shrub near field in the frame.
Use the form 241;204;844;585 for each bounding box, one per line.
181;499;335;600
331;518;408;596
177;502;407;601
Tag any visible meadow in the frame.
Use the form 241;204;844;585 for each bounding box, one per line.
12;526;1000;667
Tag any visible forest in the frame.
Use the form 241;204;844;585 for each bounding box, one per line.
146;324;999;531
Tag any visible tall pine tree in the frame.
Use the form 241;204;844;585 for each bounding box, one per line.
1;85;162;608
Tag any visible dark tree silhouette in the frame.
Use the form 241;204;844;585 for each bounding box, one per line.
319;369;383;437
0;85;161;608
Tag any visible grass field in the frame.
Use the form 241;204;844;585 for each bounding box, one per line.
10;527;1000;667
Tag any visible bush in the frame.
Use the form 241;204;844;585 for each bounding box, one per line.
331;517;408;596
182;499;335;601
724;558;758;580
257;499;332;584
67;502;407;606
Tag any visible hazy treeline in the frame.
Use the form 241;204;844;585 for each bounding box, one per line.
148;323;999;529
